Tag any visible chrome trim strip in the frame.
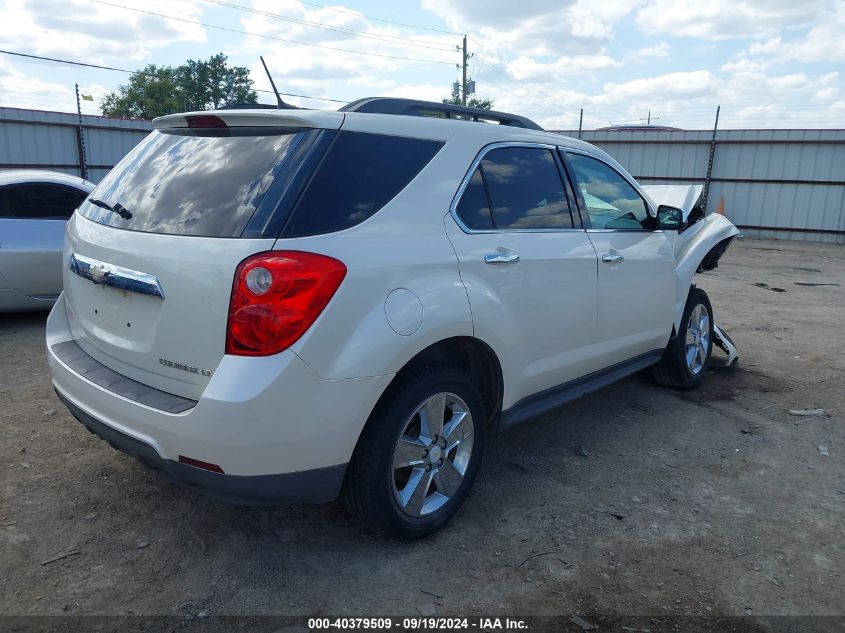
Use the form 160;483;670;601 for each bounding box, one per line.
449;141;587;235
586;228;664;233
68;253;165;299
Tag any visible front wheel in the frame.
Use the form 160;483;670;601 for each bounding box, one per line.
653;287;714;389
343;364;485;540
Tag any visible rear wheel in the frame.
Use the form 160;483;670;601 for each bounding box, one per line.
653;287;713;389
344;364;485;540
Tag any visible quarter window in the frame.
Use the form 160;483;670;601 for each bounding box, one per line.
480;147;573;230
0;184;86;219
283;132;444;237
566;153;649;230
455;166;494;230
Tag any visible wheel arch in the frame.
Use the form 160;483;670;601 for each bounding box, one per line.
365;336;504;433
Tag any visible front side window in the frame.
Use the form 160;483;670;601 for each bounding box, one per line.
0;184;86;219
566;153;649;230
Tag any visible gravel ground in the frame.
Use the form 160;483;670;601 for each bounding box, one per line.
1;238;843;630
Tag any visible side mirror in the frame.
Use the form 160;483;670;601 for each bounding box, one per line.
656;205;686;231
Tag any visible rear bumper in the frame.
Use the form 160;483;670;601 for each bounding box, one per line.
47;293;393;503
57;391;346;504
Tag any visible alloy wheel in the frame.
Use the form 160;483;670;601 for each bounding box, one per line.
391;392;474;517
685;303;711;375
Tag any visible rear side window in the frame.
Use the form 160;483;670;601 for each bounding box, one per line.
454;146;574;231
80;129;309;238
481;147;573;230
0;184;86;219
282;132;443;237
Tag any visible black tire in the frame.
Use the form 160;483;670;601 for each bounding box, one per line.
343;363;485;540
652;287;714;390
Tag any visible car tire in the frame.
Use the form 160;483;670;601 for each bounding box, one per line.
343;363;485;540
652;287;714;390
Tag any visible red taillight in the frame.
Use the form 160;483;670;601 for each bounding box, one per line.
225;251;347;356
186;114;227;129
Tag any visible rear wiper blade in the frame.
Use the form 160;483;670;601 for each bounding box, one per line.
89;197;132;220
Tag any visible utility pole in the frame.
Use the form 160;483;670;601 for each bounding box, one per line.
578;108;583;139
456;35;473;106
462;36;468;106
640;110;659;125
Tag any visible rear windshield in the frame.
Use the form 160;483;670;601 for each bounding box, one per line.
80;128;443;239
80;129;307;238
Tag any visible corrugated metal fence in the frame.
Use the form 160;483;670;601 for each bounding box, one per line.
556;128;845;243
0;106;151;184
0;107;842;243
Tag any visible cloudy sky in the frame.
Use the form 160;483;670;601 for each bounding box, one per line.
0;0;843;129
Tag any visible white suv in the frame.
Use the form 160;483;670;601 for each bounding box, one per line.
47;98;739;539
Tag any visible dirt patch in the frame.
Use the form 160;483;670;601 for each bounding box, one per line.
1;238;843;625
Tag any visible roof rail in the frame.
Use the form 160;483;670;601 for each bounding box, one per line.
340;97;543;131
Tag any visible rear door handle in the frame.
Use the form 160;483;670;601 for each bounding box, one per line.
484;252;520;265
602;253;624;264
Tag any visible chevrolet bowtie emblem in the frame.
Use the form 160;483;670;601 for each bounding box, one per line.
89;265;109;284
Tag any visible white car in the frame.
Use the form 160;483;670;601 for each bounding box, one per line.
0;170;94;312
46;99;739;539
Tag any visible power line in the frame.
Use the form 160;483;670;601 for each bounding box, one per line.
479;56;623;121
468;37;621;119
471;61;622;125
472;54;594;117
0;49;347;105
0;49;129;73
470;38;587;107
474;56;584;118
252;90;345;105
471;66;583;120
454;36;592;118
469;35;840;124
203;0;455;52
292;0;460;36
87;0;455;66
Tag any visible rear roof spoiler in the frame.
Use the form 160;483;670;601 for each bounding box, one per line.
341;97;543;130
152;110;345;131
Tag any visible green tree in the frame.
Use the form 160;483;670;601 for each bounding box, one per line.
101;54;257;119
101;64;181;119
442;96;495;109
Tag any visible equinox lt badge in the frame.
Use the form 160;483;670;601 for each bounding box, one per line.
159;358;212;377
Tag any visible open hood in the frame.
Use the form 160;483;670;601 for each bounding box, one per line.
641;184;704;221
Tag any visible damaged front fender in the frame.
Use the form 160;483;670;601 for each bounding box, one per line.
671;213;740;332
